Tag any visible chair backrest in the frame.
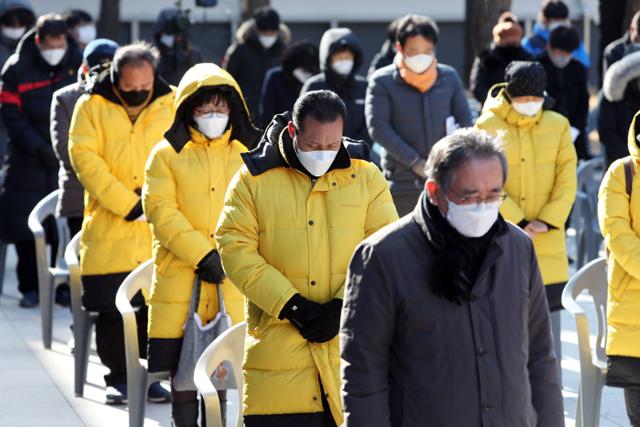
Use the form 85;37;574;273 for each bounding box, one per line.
27;190;69;270
194;322;247;427
577;157;604;195
563;257;608;363
115;260;153;364
64;232;83;316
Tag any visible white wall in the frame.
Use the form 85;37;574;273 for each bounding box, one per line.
30;0;598;23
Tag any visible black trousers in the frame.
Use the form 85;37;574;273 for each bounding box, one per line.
66;217;83;239
14;239;37;295
625;387;640;427
544;282;566;312
607;355;640;426
14;215;60;296
95;305;148;386
83;272;147;387
243;381;336;427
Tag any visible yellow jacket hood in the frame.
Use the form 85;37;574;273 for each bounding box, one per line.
164;63;260;152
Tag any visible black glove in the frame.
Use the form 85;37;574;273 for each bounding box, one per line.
279;294;322;331
300;299;343;343
196;250;226;284
124;199;144;221
37;145;59;170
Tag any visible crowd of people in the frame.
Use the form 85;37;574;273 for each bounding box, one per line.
0;0;640;426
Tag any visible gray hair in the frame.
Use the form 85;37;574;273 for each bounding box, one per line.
425;128;507;192
112;41;160;74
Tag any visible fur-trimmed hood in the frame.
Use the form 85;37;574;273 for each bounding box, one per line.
234;19;291;46
604;50;640;102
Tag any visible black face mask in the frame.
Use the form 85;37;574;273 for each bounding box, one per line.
119;89;150;106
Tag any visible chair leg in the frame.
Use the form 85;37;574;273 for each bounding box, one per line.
575;387;583;427
41;275;54;349
551;312;562;386
128;368;148;427
579;368;603;427
74;311;93;397
0;241;7;295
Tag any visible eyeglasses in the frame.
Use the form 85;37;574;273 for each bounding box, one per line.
446;191;508;206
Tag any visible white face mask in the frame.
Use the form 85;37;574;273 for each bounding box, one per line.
444;196;501;238
512;100;544;117
331;59;354;76
292;67;313;83
77;24;96;45
403;53;434;74
40;47;66;66
160;33;175;48
194;113;229;139
258;34;278;49
2;26;25;40
549;53;571;69
295;142;339;177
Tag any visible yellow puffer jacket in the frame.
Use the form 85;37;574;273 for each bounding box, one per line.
476;85;577;285
598;111;640;357
143;63;248;339
216;121;398;424
69;77;175;275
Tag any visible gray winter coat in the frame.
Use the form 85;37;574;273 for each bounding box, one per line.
341;200;564;427
50;82;84;218
365;63;472;194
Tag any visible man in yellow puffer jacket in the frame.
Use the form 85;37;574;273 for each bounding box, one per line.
142;63;261;426
68;42;175;404
476;61;577;311
598;111;640;426
216;90;398;426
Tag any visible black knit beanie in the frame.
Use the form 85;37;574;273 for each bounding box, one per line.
505;61;547;98
254;7;280;31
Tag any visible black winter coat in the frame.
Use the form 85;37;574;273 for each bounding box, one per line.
0;30;81;242
469;45;532;103
301;28;371;146
341;195;564;427
259;66;302;129
367;39;395;79
597;90;639;168
539;53;590;159
223;20;290;122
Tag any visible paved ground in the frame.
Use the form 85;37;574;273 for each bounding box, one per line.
0;243;631;426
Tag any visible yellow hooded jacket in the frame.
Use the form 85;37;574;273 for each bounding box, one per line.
143;63;248;339
598;111;640;357
476;84;577;285
69;75;175;276
215;115;399;423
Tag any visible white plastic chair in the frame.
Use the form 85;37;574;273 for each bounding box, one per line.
64;231;98;397
27;189;70;349
194;322;246;427
115;260;169;427
572;158;605;268
561;257;608;427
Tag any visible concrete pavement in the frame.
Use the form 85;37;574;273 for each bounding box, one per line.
0;243;631;426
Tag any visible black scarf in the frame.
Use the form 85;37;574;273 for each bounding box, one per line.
421;193;506;304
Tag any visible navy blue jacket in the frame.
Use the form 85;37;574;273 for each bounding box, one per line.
0;29;81;242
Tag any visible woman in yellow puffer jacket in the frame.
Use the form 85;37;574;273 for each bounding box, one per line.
476;61;577;311
598;111;640;426
142;63;260;426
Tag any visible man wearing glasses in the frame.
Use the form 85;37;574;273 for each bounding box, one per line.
340;128;564;427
